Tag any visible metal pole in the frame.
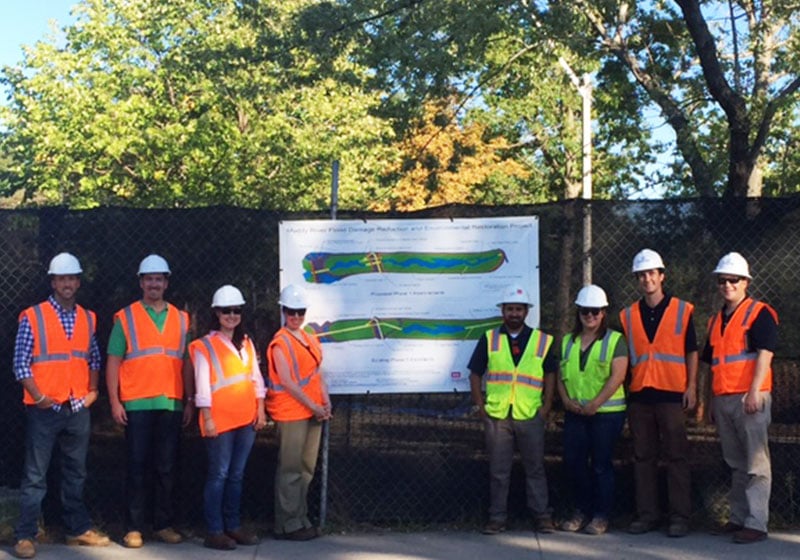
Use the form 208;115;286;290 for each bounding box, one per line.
559;58;593;285
320;160;339;529
581;74;593;285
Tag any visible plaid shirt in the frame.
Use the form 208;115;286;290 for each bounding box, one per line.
13;295;101;412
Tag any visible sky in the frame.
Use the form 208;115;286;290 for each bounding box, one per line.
0;0;77;72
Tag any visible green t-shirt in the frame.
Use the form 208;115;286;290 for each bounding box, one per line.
107;302;188;412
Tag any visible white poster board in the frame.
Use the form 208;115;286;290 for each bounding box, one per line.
278;216;540;394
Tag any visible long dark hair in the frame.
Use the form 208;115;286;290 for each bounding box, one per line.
211;311;246;351
570;308;608;342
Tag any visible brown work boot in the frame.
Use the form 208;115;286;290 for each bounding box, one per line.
204;533;237;550
733;528;767;544
13;539;36;559
153;527;183;544
481;519;506;535
534;515;555;534
65;529;110;547
225;528;259;545
123;530;143;548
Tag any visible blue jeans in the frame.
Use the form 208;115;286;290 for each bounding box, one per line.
16;406;92;540
125;409;182;531
563;411;625;519
203;425;256;534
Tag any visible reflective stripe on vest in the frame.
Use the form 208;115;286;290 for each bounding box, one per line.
124;304;188;359
29;303;93;363
710;300;760;366
267;333;315;392
561;330;626;411
621;298;691;393
199;336;252;392
708;298;777;395
625;299;687;368
484;327;551;420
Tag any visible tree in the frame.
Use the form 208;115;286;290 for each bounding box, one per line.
569;0;800;197
0;0;393;209
371;96;530;211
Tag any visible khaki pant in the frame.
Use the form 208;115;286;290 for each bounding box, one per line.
484;413;548;522
274;418;322;534
713;393;772;532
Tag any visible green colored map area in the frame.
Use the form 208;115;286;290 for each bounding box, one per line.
306;316;503;343
303;249;507;283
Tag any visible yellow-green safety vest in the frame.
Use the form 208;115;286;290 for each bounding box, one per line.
484;327;553;420
560;330;626;413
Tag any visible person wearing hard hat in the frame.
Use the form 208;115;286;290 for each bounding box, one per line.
105;255;189;548
189;285;267;550
557;285;628;536
701;253;778;544
266;284;330;541
468;284;557;535
12;253;109;559
619;249;698;538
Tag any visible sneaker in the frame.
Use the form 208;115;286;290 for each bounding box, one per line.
65;529;111;547
13;539;36;559
559;512;587;532
667;520;689;538
627;519;656;534
481;520;506;535
226;528;259;546
733;528;767;544
153;527;183;544
534;516;556;534
123;531;143;548
204;533;237;550
582;517;608;535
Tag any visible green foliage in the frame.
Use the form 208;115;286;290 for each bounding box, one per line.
0;0;393;209
1;0;798;208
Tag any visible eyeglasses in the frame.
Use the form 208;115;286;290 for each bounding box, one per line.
717;277;743;286
578;307;602;317
218;307;243;315
284;308;306;317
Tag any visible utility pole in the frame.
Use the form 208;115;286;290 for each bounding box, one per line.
559;58;593;285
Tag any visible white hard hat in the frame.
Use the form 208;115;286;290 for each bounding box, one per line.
138;254;170;275
496;284;533;308
631;249;665;274
712;252;751;279
48;252;82;275
574;284;609;308
279;284;308;309
632;248;665;273
211;285;245;307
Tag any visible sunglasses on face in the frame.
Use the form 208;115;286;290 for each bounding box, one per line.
717;277;743;286
284;308;306;317
578;307;602;317
217;307;243;315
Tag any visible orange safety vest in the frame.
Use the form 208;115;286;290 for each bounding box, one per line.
708;298;778;395
115;301;188;401
189;333;258;436
620;298;693;393
20;301;95;405
266;327;324;422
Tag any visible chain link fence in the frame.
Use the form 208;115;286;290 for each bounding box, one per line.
1;198;799;539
